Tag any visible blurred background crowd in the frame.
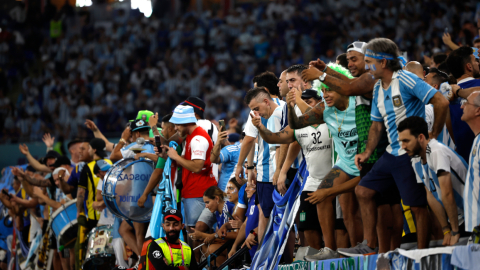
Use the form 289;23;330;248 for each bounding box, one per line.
0;0;479;144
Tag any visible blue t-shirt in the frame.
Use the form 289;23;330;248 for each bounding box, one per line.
215;201;235;229
452;78;480;162
245;196;259;258
219;142;241;192
237;184;247;209
323;95;359;176
371;70;437;156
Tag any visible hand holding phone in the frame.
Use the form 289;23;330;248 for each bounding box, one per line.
2;190;11;199
219;120;226;132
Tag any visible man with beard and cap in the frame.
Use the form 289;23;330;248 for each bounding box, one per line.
75;138;112;269
135;209;198;270
398;116;467;246
163;105;217;258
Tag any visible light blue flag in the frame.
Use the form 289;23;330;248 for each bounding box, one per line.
250;160;308;270
150;141;185;241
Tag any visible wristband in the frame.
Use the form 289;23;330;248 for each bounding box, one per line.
250;230;257;237
119;138;127;145
246;166;255;170
323;66;327;72
455;87;462;97
451;230;459;236
443;230;451;236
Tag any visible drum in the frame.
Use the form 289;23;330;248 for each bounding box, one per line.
49;199;78;249
83;225;115;270
103;158;155;222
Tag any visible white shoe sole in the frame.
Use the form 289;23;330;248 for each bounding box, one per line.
338;250;377;257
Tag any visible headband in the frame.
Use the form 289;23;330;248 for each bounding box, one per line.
365;49;395;60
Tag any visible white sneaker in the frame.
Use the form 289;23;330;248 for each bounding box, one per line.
304;247;339;261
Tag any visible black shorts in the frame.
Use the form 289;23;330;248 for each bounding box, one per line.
255;182;275;218
298;192;322;232
359;152;426;207
361;162;401;206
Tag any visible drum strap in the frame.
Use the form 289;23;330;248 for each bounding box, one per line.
85;167;98;221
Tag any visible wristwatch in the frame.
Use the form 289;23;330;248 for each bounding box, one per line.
214;233;219;239
119;138;127;145
319;73;327;82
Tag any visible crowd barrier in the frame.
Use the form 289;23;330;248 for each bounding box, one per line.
227;244;480;270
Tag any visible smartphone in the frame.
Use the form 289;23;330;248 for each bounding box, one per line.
219;120;226;131
154;135;162;153
225;211;234;220
2;190;11;199
444;27;448;34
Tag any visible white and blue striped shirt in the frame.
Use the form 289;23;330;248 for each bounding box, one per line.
425;105;455;150
412;139;466;226
371;70;438;156
465;134;480;232
244;99;286;182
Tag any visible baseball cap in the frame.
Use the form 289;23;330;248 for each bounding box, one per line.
52;156;71;168
227;133;240;143
89;138;107;158
136;110;155;121
170;105;197;125
131;118;151;132
301;89;322;100
94;159;111;174
181;97;205;119
164;209;182;223
347;41;367;54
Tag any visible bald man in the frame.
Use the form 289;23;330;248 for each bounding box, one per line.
405;61;426;79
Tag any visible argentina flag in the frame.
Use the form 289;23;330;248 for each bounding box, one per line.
250;160;308;270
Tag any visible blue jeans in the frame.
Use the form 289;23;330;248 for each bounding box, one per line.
182;198;205;227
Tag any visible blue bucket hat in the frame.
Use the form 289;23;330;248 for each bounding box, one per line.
170;105;197;125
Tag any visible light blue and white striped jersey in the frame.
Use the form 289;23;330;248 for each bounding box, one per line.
465;134;480;232
411;139;466;226
219;142;241;192
371;70;438;156
425;105;455;151
323;95;359;176
244;102;286;183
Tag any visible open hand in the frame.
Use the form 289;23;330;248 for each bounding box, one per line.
305;189;331;204
42;133;55;148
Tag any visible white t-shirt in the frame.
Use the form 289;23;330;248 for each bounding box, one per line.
197;119;219;180
97;179;115;225
425;105;455;150
182;135;210;161
244;104;286;182
411;139;466;226
294;124;333;191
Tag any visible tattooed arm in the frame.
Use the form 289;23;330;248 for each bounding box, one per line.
288;102;325;129
302;67;375;97
256;124;296;145
23;173;51;187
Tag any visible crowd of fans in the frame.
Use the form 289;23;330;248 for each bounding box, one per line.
2;1;480;270
1;0;480;143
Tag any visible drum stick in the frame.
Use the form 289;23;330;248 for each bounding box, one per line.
193;243;205;250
